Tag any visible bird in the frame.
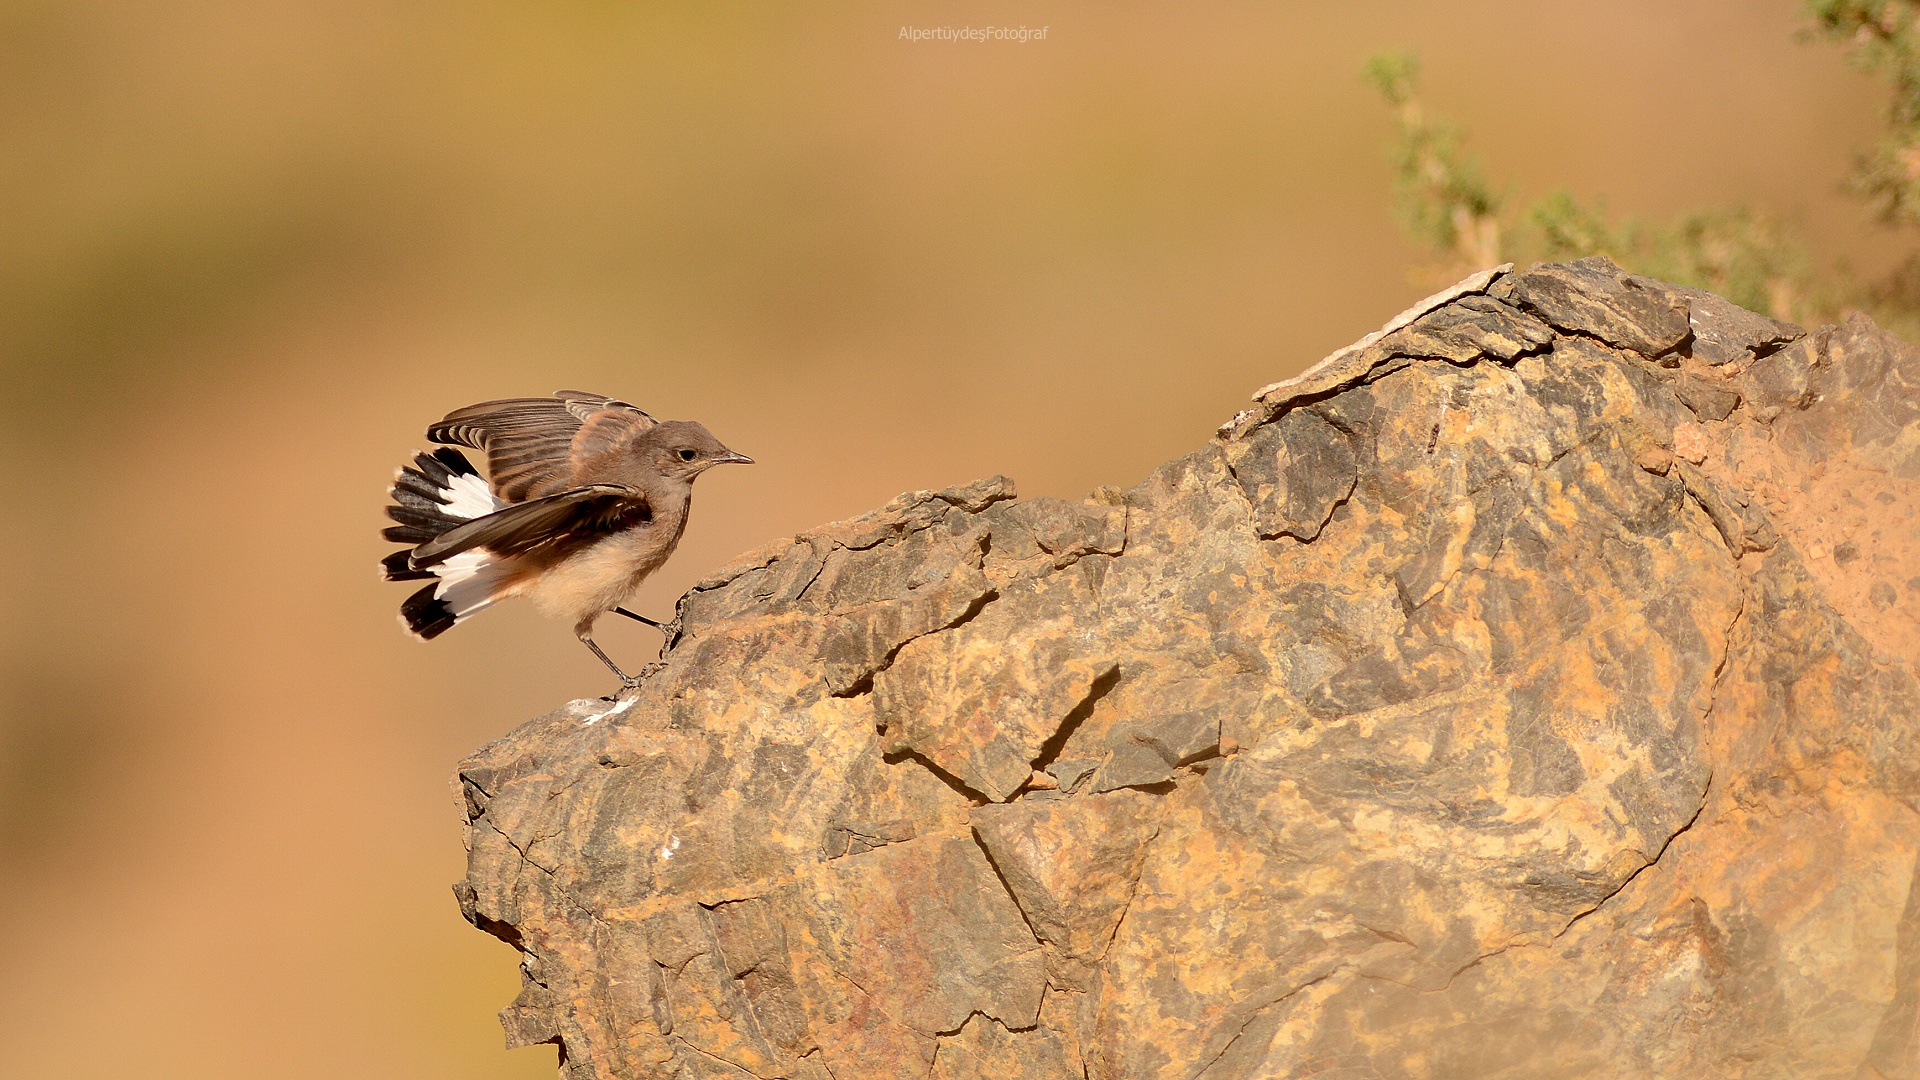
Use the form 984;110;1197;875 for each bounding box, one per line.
380;389;752;687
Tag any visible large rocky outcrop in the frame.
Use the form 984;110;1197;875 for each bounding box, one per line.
454;258;1920;1079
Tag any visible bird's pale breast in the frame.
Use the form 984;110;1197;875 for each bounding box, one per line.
525;522;684;633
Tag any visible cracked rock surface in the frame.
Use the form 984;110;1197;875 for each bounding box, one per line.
455;257;1920;1079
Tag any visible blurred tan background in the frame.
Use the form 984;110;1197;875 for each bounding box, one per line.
0;2;1901;1076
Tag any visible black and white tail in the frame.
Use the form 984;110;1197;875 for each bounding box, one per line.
381;448;513;640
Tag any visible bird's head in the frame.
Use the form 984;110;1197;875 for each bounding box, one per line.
643;420;754;482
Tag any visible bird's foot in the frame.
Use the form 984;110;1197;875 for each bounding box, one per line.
617;661;669;691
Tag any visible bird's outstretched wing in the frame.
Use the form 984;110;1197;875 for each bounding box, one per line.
428;390;657;501
408;483;653;568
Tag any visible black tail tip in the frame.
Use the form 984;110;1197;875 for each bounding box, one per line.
381;548;432;582
400;582;456;639
427;446;479;476
408;446;479;484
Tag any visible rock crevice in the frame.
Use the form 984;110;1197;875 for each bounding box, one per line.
456;257;1920;1079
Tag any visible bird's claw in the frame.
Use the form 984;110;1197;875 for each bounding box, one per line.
617;661;668;691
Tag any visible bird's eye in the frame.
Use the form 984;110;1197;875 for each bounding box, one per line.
678;448;697;461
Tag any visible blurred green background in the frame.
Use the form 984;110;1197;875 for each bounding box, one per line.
0;2;1906;1076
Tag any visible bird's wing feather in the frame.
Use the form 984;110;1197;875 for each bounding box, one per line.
408;484;653;568
427;390;657;501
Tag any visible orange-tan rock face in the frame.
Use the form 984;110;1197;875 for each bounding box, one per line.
455;258;1920;1079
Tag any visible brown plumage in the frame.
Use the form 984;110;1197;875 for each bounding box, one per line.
381;390;752;687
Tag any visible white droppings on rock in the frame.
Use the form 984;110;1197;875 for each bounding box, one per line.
581;696;639;726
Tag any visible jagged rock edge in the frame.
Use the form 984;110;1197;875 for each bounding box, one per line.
1248;262;1515;406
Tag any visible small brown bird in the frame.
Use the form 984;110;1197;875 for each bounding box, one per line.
381;390;752;686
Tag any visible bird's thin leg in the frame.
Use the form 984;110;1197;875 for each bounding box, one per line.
613;607;668;631
580;635;642;689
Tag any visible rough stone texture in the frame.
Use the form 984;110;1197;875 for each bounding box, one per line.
456;257;1920;1079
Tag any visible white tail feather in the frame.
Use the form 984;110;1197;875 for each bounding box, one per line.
441;471;502;520
433;550;515;622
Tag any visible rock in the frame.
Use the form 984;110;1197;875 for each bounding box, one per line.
1224;408;1358;541
455;262;1920;1079
873;570;1118;802
971;790;1164;964
1663;283;1803;366
1507;255;1691;358
1671;372;1742;422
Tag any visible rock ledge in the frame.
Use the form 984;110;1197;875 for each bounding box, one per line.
457;258;1920;1079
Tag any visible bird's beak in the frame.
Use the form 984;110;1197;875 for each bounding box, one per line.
715;450;754;465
